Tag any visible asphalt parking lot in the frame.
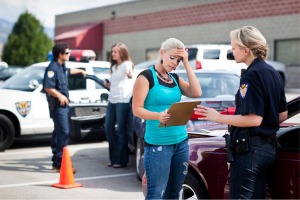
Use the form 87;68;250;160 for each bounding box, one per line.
0;142;144;199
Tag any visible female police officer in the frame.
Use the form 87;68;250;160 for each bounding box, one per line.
195;26;287;199
43;43;86;173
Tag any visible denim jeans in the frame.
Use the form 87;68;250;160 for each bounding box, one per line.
50;106;70;168
144;139;189;200
105;102;131;165
230;143;276;199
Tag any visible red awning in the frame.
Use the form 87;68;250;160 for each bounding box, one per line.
55;23;103;50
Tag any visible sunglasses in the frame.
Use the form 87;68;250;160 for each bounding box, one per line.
63;51;70;55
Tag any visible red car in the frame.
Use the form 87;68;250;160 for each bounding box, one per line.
142;97;300;199
183;96;300;199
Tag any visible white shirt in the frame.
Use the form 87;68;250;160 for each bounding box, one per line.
108;61;135;103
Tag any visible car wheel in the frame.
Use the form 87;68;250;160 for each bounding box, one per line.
0;114;15;151
180;173;208;199
135;137;144;181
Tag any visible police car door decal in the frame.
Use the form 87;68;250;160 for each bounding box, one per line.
15;101;31;117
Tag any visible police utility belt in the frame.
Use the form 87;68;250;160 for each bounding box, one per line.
223;127;277;163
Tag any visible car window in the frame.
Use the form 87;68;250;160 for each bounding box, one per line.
69;75;86;90
203;49;220;59
0;67;23;80
93;67;110;89
227;50;235;60
93;67;110;77
187;48;198;60
178;72;239;98
1;66;44;91
277;127;299;151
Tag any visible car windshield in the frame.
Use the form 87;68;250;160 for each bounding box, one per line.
1;66;44;92
177;72;240;98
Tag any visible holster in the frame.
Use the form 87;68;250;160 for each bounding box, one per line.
47;96;56;112
223;132;234;163
232;128;250;154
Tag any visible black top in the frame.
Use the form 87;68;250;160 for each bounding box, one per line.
138;66;180;89
234;57;287;136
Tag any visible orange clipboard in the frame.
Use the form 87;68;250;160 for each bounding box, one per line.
158;101;201;127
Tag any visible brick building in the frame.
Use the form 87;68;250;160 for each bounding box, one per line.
55;0;300;88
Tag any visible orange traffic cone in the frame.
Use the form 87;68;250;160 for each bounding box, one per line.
52;147;82;189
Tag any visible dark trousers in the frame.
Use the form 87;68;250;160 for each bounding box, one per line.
230;143;276;199
50;106;70;168
105;102;131;165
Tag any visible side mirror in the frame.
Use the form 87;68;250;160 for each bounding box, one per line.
29;79;40;89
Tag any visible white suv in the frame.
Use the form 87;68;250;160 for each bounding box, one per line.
0;61;110;151
180;44;287;85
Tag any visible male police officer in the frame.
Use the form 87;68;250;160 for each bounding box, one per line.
43;43;86;173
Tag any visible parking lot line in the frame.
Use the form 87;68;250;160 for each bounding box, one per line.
0;172;135;188
0;142;108;156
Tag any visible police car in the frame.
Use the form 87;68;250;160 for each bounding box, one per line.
0;61;110;151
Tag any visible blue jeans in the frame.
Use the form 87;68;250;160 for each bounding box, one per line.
50;106;70;168
230;143;276;199
105;102;131;165
144;139;189;199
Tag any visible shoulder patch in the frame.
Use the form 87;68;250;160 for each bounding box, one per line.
239;83;249;98
47;71;54;78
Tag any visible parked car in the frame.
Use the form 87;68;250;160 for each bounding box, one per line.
0;61;110;151
133;60;155;79
0;66;24;81
142;96;300;199
181;44;288;85
0;61;8;68
133;69;240;180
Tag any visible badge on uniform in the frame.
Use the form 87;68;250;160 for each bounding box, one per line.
240;83;249;98
15;101;31;118
47;71;54;78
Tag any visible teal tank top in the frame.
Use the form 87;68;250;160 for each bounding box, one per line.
144;67;187;145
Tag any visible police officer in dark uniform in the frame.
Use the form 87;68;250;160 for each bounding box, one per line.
195;26;287;199
43;43;86;173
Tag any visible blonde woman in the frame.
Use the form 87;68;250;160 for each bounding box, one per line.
195;26;287;199
132;38;201;199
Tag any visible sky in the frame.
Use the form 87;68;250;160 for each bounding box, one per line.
0;0;134;28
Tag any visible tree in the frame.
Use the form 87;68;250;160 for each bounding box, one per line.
2;11;53;66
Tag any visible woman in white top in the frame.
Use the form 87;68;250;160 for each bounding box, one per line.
105;42;134;168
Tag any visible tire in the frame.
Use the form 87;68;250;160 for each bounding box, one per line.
135;137;144;181
180;173;208;199
0;114;15;151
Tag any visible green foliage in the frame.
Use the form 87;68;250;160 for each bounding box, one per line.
2;11;53;66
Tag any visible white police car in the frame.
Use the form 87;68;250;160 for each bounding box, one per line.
0;61;110;151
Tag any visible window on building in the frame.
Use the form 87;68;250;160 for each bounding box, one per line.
275;39;300;67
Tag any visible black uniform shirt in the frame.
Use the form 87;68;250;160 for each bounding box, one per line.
235;57;287;136
43;60;71;98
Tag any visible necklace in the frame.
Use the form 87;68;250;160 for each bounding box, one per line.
153;67;172;82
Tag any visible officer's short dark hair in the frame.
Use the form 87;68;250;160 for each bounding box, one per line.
52;43;69;59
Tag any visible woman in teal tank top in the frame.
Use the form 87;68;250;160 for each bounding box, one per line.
132;38;202;199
